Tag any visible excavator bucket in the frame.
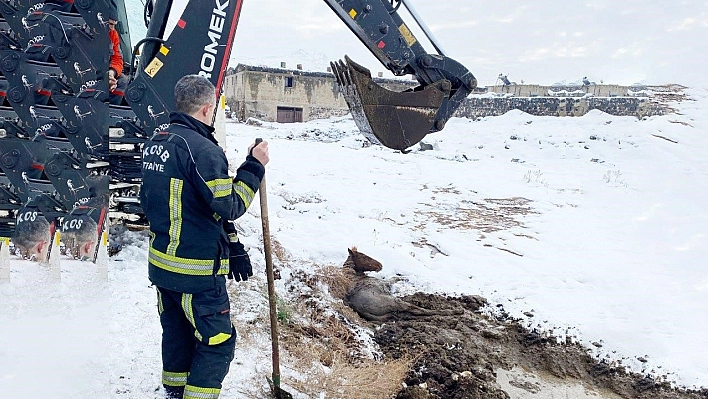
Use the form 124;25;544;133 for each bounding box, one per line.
331;56;450;151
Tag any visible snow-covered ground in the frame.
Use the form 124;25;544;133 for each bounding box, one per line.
0;260;111;397
1;88;707;398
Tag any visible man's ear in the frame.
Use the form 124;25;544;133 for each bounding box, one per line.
31;240;47;262
33;240;45;256
201;103;212;118
82;241;95;256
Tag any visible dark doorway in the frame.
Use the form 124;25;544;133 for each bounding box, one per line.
276;107;303;123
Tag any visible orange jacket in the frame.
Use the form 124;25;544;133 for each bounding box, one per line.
109;28;123;76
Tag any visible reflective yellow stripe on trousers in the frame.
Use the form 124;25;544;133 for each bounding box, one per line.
162;370;188;387
181;294;204;342
157;289;164;315
184;384;220;399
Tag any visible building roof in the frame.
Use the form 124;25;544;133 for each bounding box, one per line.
229;63;418;87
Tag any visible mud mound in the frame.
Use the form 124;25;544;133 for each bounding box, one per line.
274;265;705;398
372;293;707;399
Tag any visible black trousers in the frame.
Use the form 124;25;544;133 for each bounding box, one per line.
156;277;235;399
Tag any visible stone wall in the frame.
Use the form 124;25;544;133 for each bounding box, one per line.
308;107;350;120
454;96;667;119
223;65;670;122
490;83;641;98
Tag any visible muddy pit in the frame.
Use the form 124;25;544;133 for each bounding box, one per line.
291;259;706;399
272;253;706;399
366;291;706;399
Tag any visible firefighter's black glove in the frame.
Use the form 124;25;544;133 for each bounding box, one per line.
228;240;253;282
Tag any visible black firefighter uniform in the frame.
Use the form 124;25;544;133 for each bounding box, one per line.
140;111;264;399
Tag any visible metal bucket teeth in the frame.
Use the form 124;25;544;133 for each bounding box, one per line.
330;58;374;144
331;55;449;151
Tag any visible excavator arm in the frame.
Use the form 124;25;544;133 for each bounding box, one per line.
125;0;244;135
125;0;475;150
326;0;477;149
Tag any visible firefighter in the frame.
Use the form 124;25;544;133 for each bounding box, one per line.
140;74;269;399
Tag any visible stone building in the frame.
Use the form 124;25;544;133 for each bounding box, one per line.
222;64;416;123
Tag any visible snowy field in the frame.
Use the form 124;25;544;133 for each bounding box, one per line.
1;88;707;398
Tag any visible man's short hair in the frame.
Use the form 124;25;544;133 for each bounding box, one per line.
174;75;216;115
13;213;50;253
62;216;98;246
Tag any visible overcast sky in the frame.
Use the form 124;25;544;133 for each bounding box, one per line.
127;0;708;87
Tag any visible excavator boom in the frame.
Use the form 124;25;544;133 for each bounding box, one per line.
127;0;475;149
126;0;245;134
